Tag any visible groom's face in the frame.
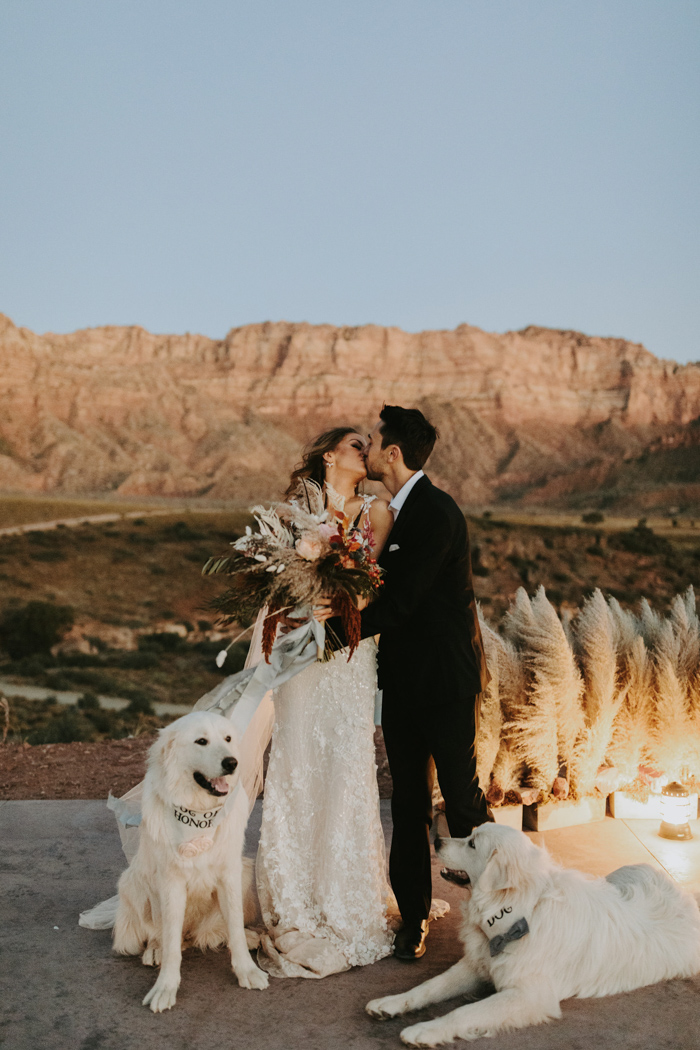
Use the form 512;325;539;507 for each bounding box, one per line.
365;422;391;481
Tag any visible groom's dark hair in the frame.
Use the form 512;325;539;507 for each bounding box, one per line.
378;405;438;470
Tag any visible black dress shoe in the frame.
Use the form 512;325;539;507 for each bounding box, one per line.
393;920;429;961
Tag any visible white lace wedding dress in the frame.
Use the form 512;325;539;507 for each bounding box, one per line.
256;636;395;978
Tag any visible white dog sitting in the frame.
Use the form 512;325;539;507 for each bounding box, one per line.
367;823;700;1046
113;710;268;1011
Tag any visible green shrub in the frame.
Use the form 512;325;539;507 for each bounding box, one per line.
112;548;136;562
159;520;205;542
140;632;185;652
116;650;159;670
506;553;535;583
27;531;61;546
125;694;155;716
41;672;77;691
77;692;100;711
29;549;67;562
86;708;121;734
609;525;672;556
27;707;96;744
184;549;213;563
0;601;74;659
61;668;120;691
127;533;156;546
56;651;104;668
470;544;490;577
11;653;55;676
194;639;222;655
226;641;250;674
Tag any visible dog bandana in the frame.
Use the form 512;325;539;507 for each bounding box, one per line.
167;784;241;858
480;906;530;958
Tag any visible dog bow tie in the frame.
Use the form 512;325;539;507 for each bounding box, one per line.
488;917;529;957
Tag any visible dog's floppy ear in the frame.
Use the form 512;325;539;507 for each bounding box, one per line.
477;846;520;895
478;836;544;897
148;725;178;773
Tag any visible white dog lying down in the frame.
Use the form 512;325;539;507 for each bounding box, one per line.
367;823;700;1046
113;710;268;1012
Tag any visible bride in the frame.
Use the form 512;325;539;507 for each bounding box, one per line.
255;426;395;978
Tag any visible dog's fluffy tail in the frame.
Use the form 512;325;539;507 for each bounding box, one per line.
242;856;261;927
112;870;150;956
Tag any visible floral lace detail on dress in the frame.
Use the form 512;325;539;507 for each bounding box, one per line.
256;638;394;978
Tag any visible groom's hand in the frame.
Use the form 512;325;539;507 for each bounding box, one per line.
278;612;306;635
313;594;369;621
312;597;335;623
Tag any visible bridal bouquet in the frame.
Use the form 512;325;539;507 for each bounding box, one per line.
203;482;383;661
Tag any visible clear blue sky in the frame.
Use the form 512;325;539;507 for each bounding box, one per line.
1;1;698;362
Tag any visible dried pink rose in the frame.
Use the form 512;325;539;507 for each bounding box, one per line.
296;533;323;560
177;835;213;858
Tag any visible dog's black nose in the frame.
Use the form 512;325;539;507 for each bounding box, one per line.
221;756;238;774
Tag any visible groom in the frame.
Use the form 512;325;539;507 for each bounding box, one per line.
337;405;491;960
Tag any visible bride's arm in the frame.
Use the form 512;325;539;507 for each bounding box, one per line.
367;499;393;557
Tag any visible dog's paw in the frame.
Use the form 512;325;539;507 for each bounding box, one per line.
235;964;269;990
143;977;179;1013
400;1022;445;1048
141;946;161;967
366;995;406;1020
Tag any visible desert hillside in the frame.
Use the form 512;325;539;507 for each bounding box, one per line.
1;313;699;511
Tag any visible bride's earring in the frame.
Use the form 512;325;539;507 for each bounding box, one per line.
323;457;346;512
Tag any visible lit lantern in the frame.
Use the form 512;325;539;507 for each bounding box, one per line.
659;782;693;841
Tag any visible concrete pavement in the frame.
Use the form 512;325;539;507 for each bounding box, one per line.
1;800;699;1050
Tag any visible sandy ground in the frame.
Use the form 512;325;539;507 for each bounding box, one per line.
0;730;394;801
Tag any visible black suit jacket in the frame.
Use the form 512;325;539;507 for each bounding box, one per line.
359;475;490;708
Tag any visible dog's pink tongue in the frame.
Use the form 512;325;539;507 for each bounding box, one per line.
211;777;230;794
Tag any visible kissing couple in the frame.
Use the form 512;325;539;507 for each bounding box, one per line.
255;404;492;978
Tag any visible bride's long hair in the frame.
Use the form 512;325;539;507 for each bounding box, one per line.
284;426;362;500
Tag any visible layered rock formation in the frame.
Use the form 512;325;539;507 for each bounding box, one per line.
1;313;699;510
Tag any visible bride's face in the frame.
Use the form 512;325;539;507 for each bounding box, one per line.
325;432;368;482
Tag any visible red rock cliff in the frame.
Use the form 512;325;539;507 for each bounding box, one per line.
2;314;699;509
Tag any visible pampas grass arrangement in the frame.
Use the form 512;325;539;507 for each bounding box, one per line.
473;585;700;808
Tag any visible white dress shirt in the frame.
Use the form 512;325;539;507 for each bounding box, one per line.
388;470;425;520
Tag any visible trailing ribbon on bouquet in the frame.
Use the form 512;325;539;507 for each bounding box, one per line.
193;610;326;737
